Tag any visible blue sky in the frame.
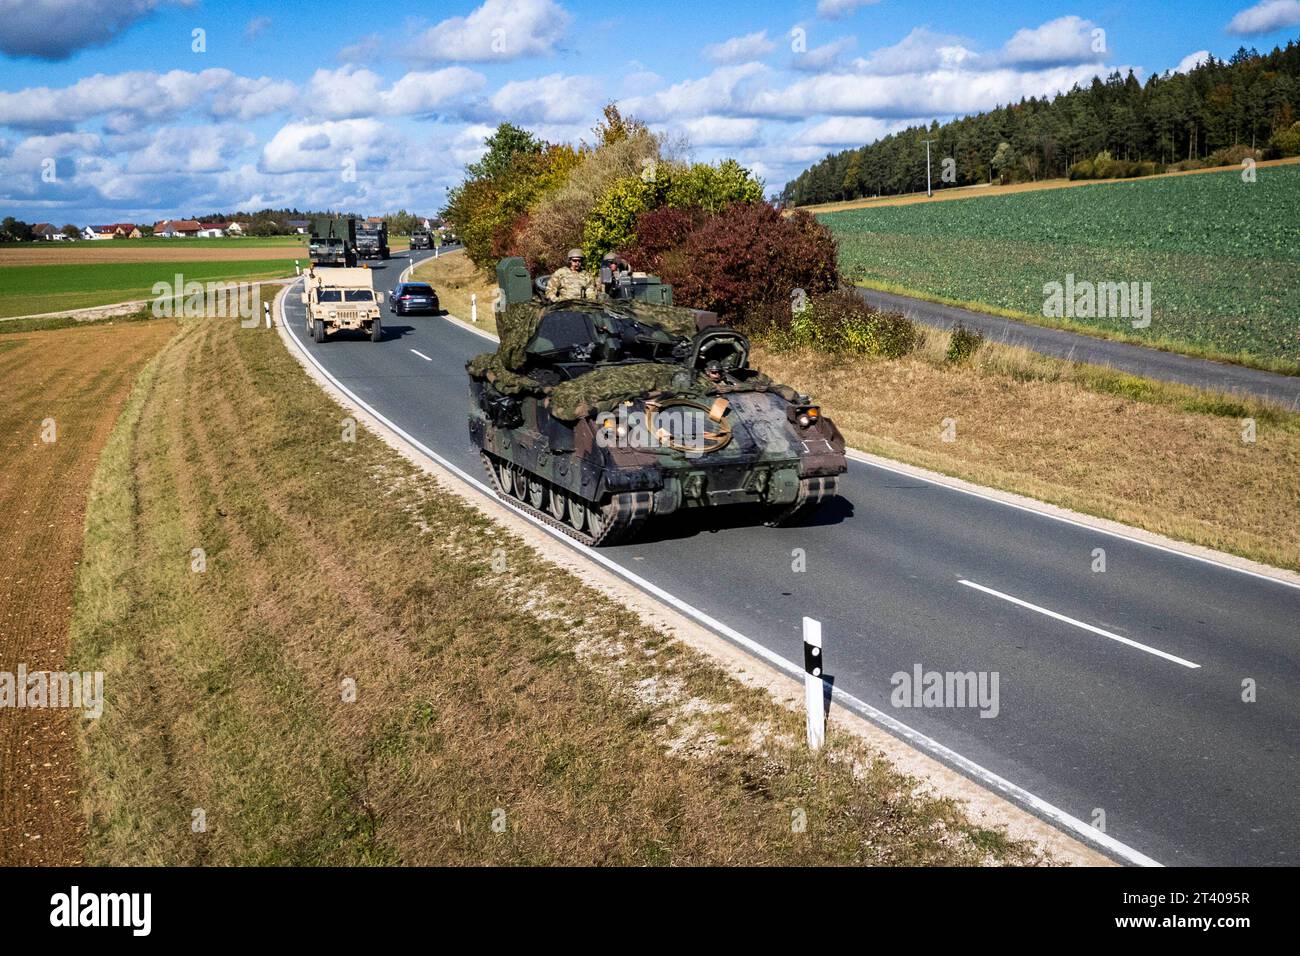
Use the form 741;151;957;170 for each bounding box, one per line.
1;0;1298;224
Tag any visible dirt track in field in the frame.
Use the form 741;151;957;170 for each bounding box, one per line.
0;244;307;266
0;319;176;864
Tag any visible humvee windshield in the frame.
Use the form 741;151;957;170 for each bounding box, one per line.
317;290;374;302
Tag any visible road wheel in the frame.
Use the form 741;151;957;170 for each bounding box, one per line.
566;495;588;533
526;475;546;510
312;319;326;343
511;465;530;500
546;486;566;522
494;459;514;496
370;318;382;342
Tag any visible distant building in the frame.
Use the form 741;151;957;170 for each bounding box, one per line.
31;223;64;241
226;221;246;236
286;219;309;234
153;219;202;237
197;222;228;238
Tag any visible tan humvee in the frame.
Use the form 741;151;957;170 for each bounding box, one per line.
301;266;385;343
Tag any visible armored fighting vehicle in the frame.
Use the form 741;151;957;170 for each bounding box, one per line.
410;229;433;250
356;220;390;260
301;266;384;343
466;257;846;546
309;216;357;267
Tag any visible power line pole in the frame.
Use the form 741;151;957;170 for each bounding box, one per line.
922;139;934;198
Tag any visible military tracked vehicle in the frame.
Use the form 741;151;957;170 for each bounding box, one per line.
466;257;847;546
309;216;357;267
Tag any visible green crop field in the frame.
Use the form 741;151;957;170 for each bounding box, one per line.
0;260;294;317
821;164;1300;369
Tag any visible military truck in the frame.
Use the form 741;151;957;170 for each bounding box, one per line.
466;257;847;545
410;229;432;250
301;267;385;343
309;216;357;268
356;220;390;260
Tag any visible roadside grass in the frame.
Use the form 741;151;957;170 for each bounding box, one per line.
754;329;1300;572
0;260;295;317
411;249;499;336
68;309;1041;865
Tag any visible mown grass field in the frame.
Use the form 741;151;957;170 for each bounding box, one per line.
66;310;1038;865
0;260;295;317
0;317;178;865
821;163;1300;370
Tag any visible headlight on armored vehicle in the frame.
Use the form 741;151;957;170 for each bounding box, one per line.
328;310;337;319
788;405;820;428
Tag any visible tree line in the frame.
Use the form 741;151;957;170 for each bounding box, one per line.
781;41;1300;205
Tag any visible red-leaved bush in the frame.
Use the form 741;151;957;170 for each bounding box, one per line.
623;205;705;273
652;202;839;324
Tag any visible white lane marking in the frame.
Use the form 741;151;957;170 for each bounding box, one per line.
410;349;432;362
275;282;1162;867
849;449;1300;593
959;579;1201;670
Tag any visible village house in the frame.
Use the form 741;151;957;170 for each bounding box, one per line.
197;222;228;238
31;223;67;241
153;219;202;237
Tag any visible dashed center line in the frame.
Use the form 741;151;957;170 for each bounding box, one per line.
410;349;432;361
959;579;1201;669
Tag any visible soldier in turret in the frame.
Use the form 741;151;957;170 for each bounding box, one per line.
546;248;596;301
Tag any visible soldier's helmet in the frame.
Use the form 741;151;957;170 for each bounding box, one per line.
567;248;583;261
704;360;724;378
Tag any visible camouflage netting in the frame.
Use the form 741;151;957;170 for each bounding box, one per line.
623;302;707;338
495;301;545;371
466;353;546;396
549;362;706;421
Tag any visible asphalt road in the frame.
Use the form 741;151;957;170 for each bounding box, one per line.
285;250;1300;866
856;286;1300;408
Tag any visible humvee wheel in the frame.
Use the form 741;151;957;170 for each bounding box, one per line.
312;319;326;343
370;318;382;342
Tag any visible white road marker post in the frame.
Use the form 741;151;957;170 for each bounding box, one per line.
471;293;478;323
803;616;825;751
263;301;271;328
294;260;300;276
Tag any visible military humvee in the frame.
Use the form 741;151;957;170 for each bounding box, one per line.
301;267;385;343
466;257;847;545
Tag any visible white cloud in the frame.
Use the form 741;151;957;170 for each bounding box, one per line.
409;0;569;62
703;30;775;64
618;63;769;122
0;69;295;129
338;33;382;64
0;0;185;60
798;115;911;146
1226;0;1300;35
245;16;271;41
489;73;601;124
852;28;983;75
260;119;388;174
816;0;880;20
1174;50;1211;73
128;124;257;174
675;116;762;147
792;36;856;72
306;67;486;119
1001;15;1101;66
745;62;1115;118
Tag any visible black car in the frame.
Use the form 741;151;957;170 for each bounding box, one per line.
388;282;440;315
